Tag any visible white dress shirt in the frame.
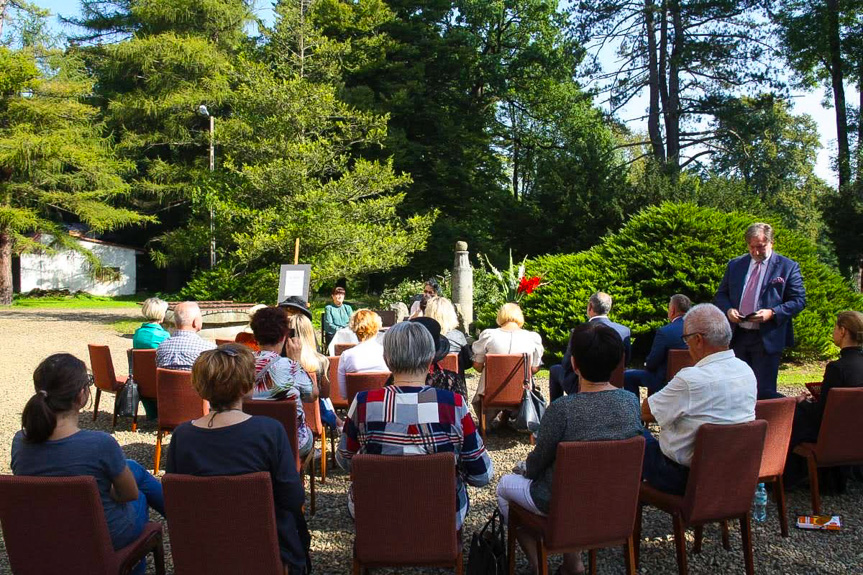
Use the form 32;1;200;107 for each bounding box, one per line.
647;349;756;466
337;338;389;398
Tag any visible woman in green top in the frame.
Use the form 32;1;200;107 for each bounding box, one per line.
131;298;171;419
323;287;353;347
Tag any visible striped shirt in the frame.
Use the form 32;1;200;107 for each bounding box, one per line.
336;385;494;529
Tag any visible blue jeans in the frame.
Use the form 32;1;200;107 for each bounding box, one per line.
320;398;338;429
641;430;689;495
124;460;165;575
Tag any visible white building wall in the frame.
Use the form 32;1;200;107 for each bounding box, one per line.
19;240;137;296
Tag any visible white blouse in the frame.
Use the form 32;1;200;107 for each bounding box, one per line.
337;338;389;398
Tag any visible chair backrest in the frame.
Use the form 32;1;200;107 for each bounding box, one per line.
156;368;209;430
233;332;260;352
335;342;357;356
162;473;283;575
302;372;324;436
484;354;527;408
88;344;122;392
755;397;796;478
215;338;233;346
815;387;863;464
346;372;391;405
373;309;397;328
242;399;301;472
609;356;625;388
545;436;645;550
327;356;348;409
0;475;118;575
439;353;458;373
131;349;159;400
352;453;457;565
682;420;767;525
666;349;694;382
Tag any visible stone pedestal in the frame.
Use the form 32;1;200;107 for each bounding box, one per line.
452;241;473;333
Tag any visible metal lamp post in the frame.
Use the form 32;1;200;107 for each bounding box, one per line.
198;105;216;269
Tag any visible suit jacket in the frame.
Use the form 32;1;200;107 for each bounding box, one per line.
642;316;686;388
557;316;632;385
793;347;863;444
714;252;806;355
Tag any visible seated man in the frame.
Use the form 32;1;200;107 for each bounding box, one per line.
641;303;757;494
549;291;631;401
155;301;216;371
624;294;691;396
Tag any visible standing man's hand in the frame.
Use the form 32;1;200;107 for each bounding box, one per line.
751;309;775;323
727;308;743;324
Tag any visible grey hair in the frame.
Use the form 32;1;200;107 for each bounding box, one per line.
684;303;732;347
745;222;774;243
141;297;168;323
383;322;435;375
589;292;613;316
670;294;692;315
173;302;201;329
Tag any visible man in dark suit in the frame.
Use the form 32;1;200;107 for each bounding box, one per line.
714;222;806;399
624;294;691;396
549;292;631;401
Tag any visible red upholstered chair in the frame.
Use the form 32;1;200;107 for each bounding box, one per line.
755;397;796;536
0;475;164;575
635;420;767;575
666;349;694;383
328;356;349;410
335;342;357;356
793;387;863;513
131;349;158;432
88;344;127;428
609;356;625;388
479;354;528;439
154;368;209;474
439;353;459;373
352;453;461;574
162;473;283;575
234;331;260;351
346;371;391;405
302;372;330;482
507;436;646;575
215;338;233;346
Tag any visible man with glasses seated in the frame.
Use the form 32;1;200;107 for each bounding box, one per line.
640;304;757;494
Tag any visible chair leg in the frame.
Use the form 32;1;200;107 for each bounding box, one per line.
805;455;821;514
693;525;703;554
153;431;163;475
740;513;754;575
775;475;789;537
507;514;517;575
330;427;337;469
455;548;464;575
112;395;119;429
721;520;730;550
624;536;636;575
634;504;643;568
672;513;688;575
536;540;548;575
132;399;139;432
93;388;101;421
479;409;486;440
153;533;166;575
309;454;317;516
529;433;536;446
320;427;327;483
588;548;597;575
352;557;362;575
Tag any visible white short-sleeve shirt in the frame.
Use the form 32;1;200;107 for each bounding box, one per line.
647;349;757;466
337;338;389;398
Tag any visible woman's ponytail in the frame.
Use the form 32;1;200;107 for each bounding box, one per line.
21;354;90;443
21;392;57;443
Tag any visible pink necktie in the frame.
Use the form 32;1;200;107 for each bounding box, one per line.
739;261;762;316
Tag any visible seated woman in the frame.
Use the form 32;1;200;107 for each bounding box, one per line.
791;310;863;448
323;287;354;347
289;312;341;430
407;317;468;398
250;306;318;458
425;296;472;375
132;297;171;419
337;309;388;398
336;322;494;529
409;278;440;318
165;344;308;575
471;302;544;422
496;323;643;575
12;354;164;575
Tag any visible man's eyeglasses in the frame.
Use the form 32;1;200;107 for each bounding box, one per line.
681;332;703;343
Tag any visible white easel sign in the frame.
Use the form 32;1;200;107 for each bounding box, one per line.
278;264;311;303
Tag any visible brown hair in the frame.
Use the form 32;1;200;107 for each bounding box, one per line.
250;306;289;346
22;354;91;443
836;311;863;346
192;344;255;411
350;309;382;341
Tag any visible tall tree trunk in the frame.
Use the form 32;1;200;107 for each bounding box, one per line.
0;0;8;39
645;0;666;163
827;0;851;190
0;230;12;306
664;0;683;173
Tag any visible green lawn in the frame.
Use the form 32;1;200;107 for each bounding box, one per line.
12;293;147;309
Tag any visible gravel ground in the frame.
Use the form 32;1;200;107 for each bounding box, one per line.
1;308;861;574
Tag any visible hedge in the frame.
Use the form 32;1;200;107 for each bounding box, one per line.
520;202;863;361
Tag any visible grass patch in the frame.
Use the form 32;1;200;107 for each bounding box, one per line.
110;319;142;335
778;361;825;387
12;292;149;309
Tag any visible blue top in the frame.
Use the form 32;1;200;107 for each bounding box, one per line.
11;430;137;549
132;322;171;350
323;303;353;336
165;416;306;569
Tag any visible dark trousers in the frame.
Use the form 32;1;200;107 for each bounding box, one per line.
549;363;579;402
641;430;690;495
731;329;782;399
624;369;661;397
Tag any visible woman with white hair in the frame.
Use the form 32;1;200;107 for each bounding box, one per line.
132;297;170;419
425;297;472;374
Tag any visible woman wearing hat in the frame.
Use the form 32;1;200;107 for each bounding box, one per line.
402;317;468;398
323;287;353;347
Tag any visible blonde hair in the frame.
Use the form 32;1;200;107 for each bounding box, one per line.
350;309;382;341
836;311;863;346
496;302;525;327
289;314;327;375
425;297;459;333
141;297;168;323
192;344;255;411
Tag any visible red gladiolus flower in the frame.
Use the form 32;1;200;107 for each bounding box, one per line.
518;276;542;295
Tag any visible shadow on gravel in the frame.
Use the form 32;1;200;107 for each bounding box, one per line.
2;310;139;324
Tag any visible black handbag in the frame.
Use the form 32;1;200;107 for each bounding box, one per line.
467;509;508;575
515;353;547;435
114;377;139;418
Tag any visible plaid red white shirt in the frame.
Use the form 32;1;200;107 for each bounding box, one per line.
336;385;494;529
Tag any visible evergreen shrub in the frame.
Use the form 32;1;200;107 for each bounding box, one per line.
521;203;863;361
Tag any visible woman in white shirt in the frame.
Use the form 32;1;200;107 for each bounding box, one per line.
337;309;389;397
472;302;544;422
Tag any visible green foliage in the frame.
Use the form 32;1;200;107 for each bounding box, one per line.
520;203;863;361
178;265;279;304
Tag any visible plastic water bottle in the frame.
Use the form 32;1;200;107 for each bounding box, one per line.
753;483;767;522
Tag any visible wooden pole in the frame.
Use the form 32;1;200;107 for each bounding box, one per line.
294;238;300;265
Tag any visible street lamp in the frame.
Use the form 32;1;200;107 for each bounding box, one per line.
198;105;216;269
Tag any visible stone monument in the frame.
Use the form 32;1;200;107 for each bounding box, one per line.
452;241;473;333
